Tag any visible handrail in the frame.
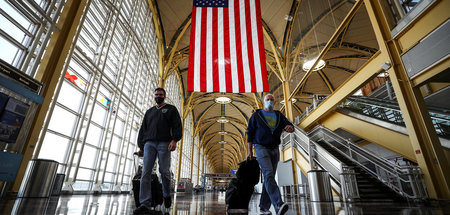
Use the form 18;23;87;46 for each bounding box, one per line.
342;97;450;139
282;127;344;196
347;96;450;121
281;125;428;200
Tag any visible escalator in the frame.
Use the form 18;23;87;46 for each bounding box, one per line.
284;126;428;202
337;96;450;149
316;140;405;201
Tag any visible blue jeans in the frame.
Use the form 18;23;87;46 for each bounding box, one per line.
140;141;171;208
255;144;283;210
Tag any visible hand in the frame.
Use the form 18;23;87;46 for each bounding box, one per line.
168;140;177;151
134;150;144;157
248;152;255;160
284;125;294;133
247;142;255;160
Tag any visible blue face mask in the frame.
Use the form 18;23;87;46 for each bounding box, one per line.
264;101;274;110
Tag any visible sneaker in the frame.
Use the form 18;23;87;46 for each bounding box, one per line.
276;203;288;215
164;197;171;209
227;208;248;214
260;208;271;214
133;205;150;214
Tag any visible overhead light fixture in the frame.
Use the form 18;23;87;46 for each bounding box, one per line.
302;59;326;71
219;141;227;144
217;117;229;123
284;15;293;21
280;98;297;105
218;131;228;135
215;96;231;104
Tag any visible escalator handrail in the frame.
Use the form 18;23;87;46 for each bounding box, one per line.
309;126;427;198
309;126;406;175
348;96;450;120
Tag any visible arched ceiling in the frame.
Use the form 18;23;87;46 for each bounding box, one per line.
154;0;378;173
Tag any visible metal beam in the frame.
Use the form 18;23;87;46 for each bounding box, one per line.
281;0;301;56
262;20;282;58
365;0;450;198
163;15;191;80
13;0;88;191
322;110;415;161
289;0;364;101
317;70;335;93
326;64;355;74
290;0;348;56
299;51;385;130
147;0;166;85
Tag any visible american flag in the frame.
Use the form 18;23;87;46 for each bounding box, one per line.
188;0;269;93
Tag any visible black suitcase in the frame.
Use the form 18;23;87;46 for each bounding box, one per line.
132;175;141;207
132;153;164;208
226;158;260;212
132;173;163;207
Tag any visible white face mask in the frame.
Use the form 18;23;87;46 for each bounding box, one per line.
264;100;274;110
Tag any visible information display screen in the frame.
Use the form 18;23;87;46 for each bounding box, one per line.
0;92;29;143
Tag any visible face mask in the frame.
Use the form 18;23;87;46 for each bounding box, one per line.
155;97;164;104
264;101;274;110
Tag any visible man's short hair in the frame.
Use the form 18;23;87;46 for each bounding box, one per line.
264;94;274;101
155;87;166;96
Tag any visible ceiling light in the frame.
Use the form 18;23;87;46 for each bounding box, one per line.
377;72;389;77
280;98;297;105
218;131;228;135
302;59;326;71
215;96;231;104
219;141;227;144
217;117;229;123
284;15;293;21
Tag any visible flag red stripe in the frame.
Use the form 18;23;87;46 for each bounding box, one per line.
255;0;268;91
200;7;207;92
234;0;245;93
223;7;232;92
188;6;197;92
212;8;219;92
245;0;257;92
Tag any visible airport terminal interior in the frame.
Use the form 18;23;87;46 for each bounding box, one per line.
0;0;449;214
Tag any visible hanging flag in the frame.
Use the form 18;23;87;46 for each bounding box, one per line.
188;0;269;93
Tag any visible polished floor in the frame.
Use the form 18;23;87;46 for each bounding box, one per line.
1;191;450;215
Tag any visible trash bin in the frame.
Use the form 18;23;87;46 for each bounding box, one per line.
307;170;333;202
51;174;65;196
17;159;59;198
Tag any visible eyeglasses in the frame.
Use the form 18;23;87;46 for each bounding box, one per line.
154;94;164;96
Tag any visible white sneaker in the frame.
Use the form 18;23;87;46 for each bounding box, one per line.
276;203;288;215
154;205;161;211
260;208;271;214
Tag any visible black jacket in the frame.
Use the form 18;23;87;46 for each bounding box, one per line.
137;104;182;150
246;109;293;148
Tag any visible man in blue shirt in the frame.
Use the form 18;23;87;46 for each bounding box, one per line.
247;94;294;215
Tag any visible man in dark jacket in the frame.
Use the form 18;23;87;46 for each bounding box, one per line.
247;94;294;215
134;88;182;214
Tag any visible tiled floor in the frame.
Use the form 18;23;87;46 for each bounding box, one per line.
0;191;450;214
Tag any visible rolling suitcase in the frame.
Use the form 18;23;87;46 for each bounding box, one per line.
132;152;164;208
226;158;260;213
132;152;143;207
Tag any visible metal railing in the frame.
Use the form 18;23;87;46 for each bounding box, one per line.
281;125;428;200
282;127;345;198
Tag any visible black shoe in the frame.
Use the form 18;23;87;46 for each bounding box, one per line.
133;205;150;214
276;202;288;215
164;197;171;209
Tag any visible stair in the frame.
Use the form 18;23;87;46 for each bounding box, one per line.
316;141;406;202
